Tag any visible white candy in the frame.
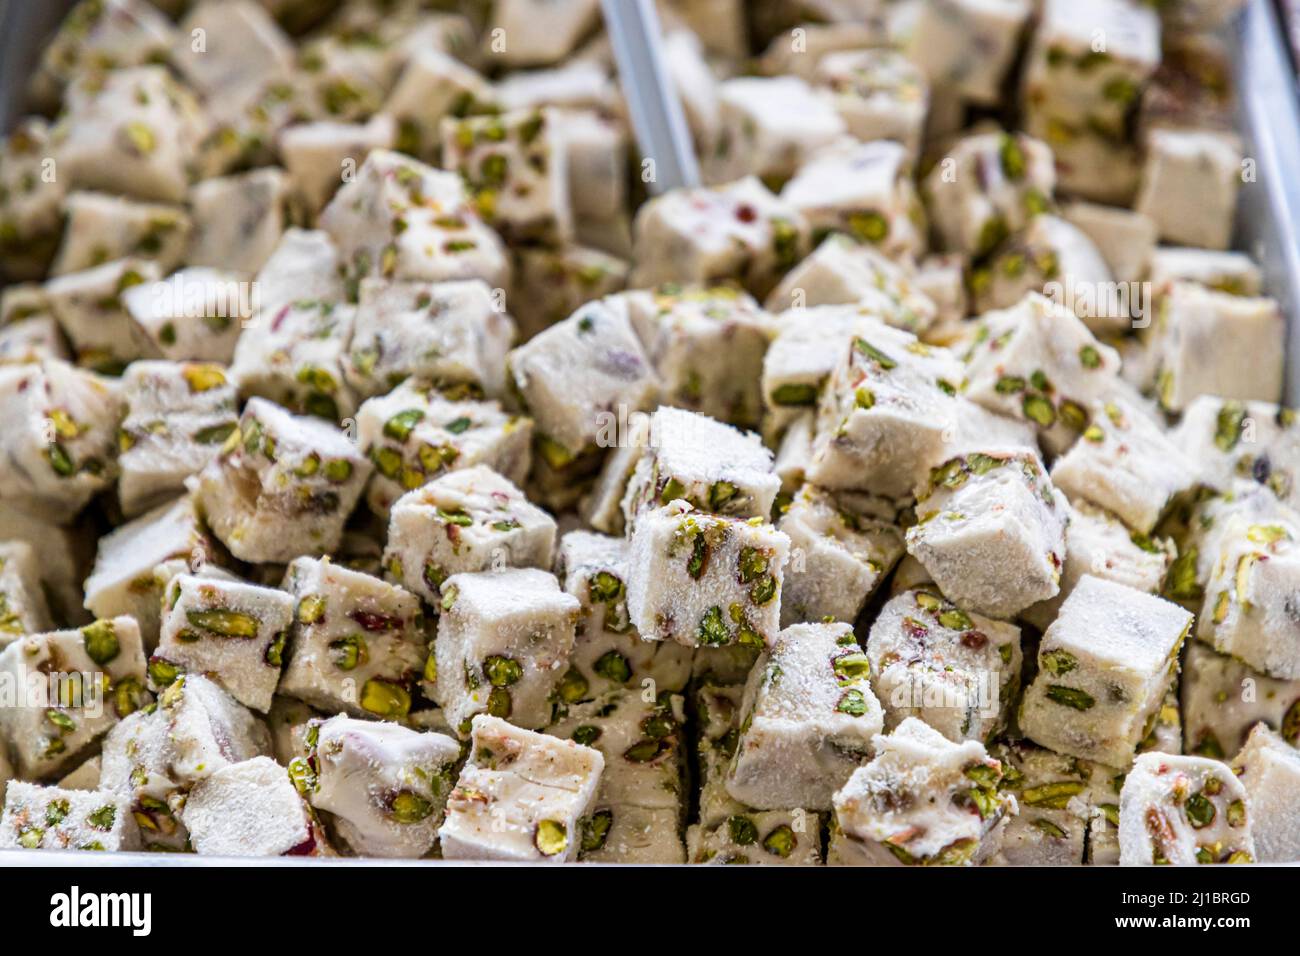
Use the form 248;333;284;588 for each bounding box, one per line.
121;266;248;364
50;192;191;278
1136;129;1242;250
46;258;162;372
688;809;823;865
0;541;52;644
708;76;846;184
1118;752;1254;865
1181;642;1300;761
1020;576;1191;767
580;805;685;863
510;243;628;341
384;48;496;163
187;168;291;276
1060;200;1157;285
1230;723;1300;862
484;0;600;68
0;782;138;852
181;755;328;857
815;49;928;158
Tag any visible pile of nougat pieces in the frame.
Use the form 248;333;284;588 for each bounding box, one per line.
1;0;1298;867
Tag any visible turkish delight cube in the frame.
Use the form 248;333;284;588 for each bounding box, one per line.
0;501;88;624
814;49;928;158
50;192;192;278
181;755;329;857
0;286;68;365
1172;397;1300;510
622;406;779;528
385;48;497;163
187;168;291;276
318;149;509;292
438;714;604;862
708;76;845;185
0;616;149;780
906;449;1068;619
122;267;249;364
962;293;1121;453
688;809;823;865
231;297;357;422
1198;512;1300;679
302;715;462;858
778;485;905;627
1061;200;1157;285
630;176;811;298
0;541;52;644
726;621;883;810
1118;752;1254;865
171;0;293;103
923;130;1054;257
154;673;270;786
694;683;748;827
1181;642;1300;761
1149;247;1261;297
805;320;963;498
0;118;66;280
441;108;573;244
153;573;296;712
626;501;790;649
1020;576;1190;767
1149;282;1284;413
483;0;601;68
385;465;556;605
1022;107;1140;206
548;690;686;811
0;360;123;521
280;557;427;719
117;361;239;517
1230;723;1300;862
196;397;372;562
550;109;627;223
357;378;532;516
1051;398;1199;534
623;285;773;430
432;568;579;733
0;782;138;853
989;742;1097;866
906;0;1032;105
277;115;396;218
348;278;515;402
45;258;163;372
507;296;659;466
579;804;685;863
832;717;1015;865
1022;499;1173;633
868;588;1023;743
510;244;628;340
53;66;207;204
780;139;925;262
1135;129;1242;250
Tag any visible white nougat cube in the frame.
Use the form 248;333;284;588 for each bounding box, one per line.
727;621;883;810
626;501;790;649
438;714;604;862
122;267;249;364
780;139;925;262
621;406;778;528
1197;512;1300;679
1149;282;1284;413
54;66;207;204
1181;642;1300;761
1118;752;1254;865
0;616;149;780
483;0;600;68
280;557;427;719
187;167;286;276
385;47;497;162
708;76;846;184
510;243;628;341
0;541;53;644
50;191;192;278
0;119;67;280
1230;723;1300;863
45;258;162;372
117;361;239;517
277;115;395;217
385;465;556;605
433;568;579;733
815;49;928;158
153;673;271;786
694;683;748;827
868;588;1023;743
1051;398;1198;534
153;573;296;712
1171;396;1300;510
778;485;905;627
0;501;88;624
1136;129;1242;250
906;449;1068;619
347;278;515;401
1149;247;1261;297
357;378;532;516
1061;200;1157;285
507;296;659;464
1020;576;1191;767
196;397;372;562
0;308;68;366
304;715;462;858
832;717;1016;866
630;176;811;298
923;130;1054;257
230;297;357;422
988;742;1100;867
623;285;773;430
0;782;138;853
182;755;329;857
907;0;1032;105
441;108;573;244
962;293;1120;452
318;149;509;292
805;319;963;498
688;810;823;865
580;804;685;863
171;0;294;103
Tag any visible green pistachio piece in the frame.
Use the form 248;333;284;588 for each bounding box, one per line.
389;790;434;823
1045;685;1094;710
147;657;179;687
297;595;326;624
770;383;818;406
384;409;425;441
762;824;796;858
836;688;869;716
588;570;624;604
592;650;632;684
1282;699;1300;745
660;477;687;504
1022;394;1056;426
580;810;612;853
81;619;120;665
832;651;871;683
727;815;758;846
687;533;708;580
623;738;670;763
698;606;730;646
1021;780;1085;809
86;805;116;831
17;827;44;849
749;575;777;606
708;481;739;511
571;725;602;746
186;608;259;638
1226;800;1247;828
854;338;897;370
938;608;972;631
1184;792;1215;829
288;757;317;795
534;819;567;857
359;678;411;718
1041;649;1078;676
486;686;511;718
329;635;366;671
484;655;523;687
558;667;589;703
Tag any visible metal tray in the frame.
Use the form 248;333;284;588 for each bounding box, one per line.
0;0;1299;864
